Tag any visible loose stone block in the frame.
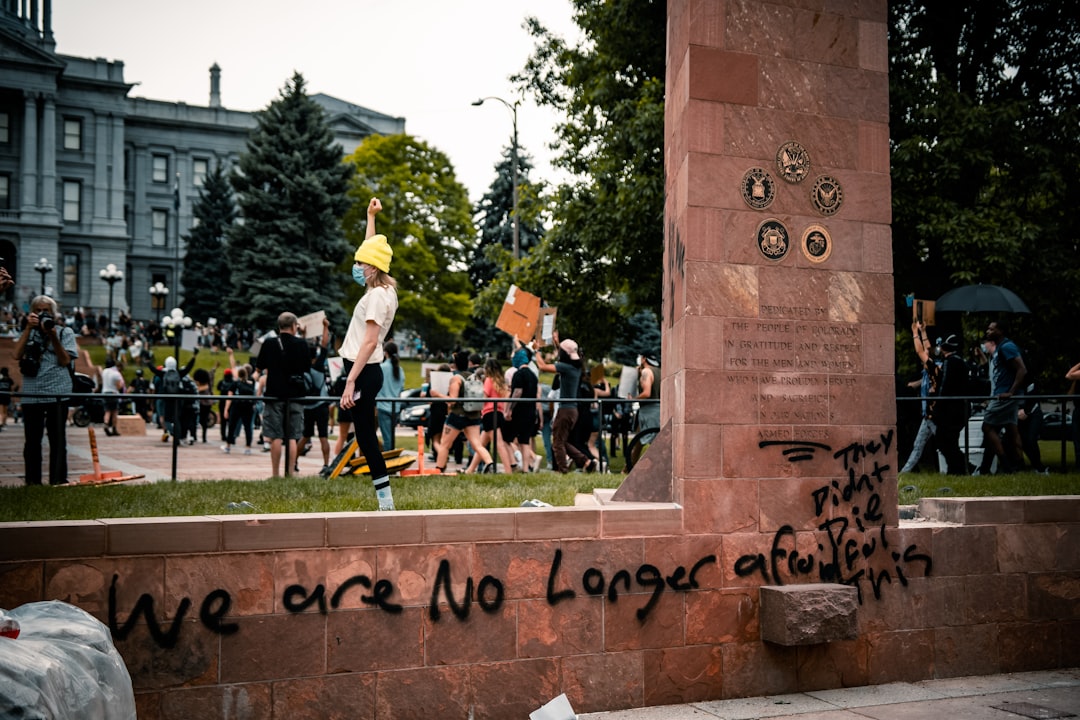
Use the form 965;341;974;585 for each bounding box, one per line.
113;414;146;436
759;584;858;646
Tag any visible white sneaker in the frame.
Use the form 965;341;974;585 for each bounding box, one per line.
221;445;230;454
244;448;252;455
514;450;523;466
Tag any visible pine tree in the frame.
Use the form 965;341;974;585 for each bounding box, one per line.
226;73;354;331
180;164;235;323
464;146;544;355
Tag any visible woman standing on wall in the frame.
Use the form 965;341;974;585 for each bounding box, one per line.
339;198;399;511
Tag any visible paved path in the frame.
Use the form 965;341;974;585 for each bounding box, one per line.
579;669;1080;719
0;416;388;486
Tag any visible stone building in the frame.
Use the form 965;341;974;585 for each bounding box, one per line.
0;0;403;322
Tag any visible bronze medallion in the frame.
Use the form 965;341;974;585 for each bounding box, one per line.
801;224;832;263
756;218;790;261
810;175;843;215
776;141;811;184
740;167;776;210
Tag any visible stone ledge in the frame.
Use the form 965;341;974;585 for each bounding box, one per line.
918;496;1080;525
759;584;858;646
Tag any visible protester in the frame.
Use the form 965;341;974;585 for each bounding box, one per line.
299;317;332;473
981;321;1027;474
129;368;151;422
1066;361;1080;472
15;295;78;485
434;350;495;475
100;357;125;436
256;312;312;477
0;367;16;430
931;334;970;475
507;345;541;473
635;354;661;432
223;366;257;454
899;321;941;473
535;331;595;473
377;340;404;450
150;353;197;443
339;197;400;510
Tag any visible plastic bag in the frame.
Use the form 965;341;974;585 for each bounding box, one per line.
0;600;136;720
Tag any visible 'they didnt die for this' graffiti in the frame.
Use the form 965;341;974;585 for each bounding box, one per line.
736;429;932;603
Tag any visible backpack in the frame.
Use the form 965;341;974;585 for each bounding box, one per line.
162;368;181;395
303;368;329;409
461;372;485;413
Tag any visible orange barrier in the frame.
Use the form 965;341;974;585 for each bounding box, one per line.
400;426;442;476
78;428;144;485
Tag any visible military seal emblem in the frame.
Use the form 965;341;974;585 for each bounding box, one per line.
741;167;776;210
756;219;790;261
810;175;843;216
801;224;832;263
776;141;811;184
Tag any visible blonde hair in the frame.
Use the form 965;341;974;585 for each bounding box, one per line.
368;268;397;290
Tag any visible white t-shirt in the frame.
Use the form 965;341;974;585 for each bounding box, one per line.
340;285;398;365
101;366;124;395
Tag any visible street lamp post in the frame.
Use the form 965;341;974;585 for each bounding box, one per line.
149;282;169;318
472;96;520;259
161;307;192;360
99;263;124;335
33;257;53;296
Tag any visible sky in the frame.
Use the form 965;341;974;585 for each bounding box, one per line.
51;0;582;203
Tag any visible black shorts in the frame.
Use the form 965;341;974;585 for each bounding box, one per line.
482;411;514;442
303;404;330;438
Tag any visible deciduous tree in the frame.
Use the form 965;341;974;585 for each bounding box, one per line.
342;134;474;354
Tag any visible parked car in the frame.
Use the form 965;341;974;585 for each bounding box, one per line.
1040;411;1073;441
398;388;429;429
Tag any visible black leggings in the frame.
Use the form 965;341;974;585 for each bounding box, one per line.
343;359;387;479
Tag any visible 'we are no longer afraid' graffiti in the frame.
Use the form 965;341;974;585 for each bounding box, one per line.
108;549;716;649
107;430;929;649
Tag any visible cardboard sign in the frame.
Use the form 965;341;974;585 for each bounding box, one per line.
297;310;327;339
590;364;606;385
912;299;936;327
495;285;557;343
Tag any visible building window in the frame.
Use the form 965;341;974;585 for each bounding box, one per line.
152;209;168;246
63;118;82;151
63;253;79;294
63;181;81;222
152;154;169;183
0;112;9;144
193;158;209;187
0;174;8;209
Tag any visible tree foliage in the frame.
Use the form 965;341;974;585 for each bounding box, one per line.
508;0;666;356
226;73;353;331
342;134;475;354
181;164;235;324
890;0;1080;388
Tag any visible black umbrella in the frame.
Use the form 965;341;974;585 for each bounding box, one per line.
935;284;1031;313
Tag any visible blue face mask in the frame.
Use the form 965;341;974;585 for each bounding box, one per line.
352;264;367;287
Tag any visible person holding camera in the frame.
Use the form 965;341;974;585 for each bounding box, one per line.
14;295;78;485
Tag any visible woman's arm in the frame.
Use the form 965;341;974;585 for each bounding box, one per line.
366;198;381;239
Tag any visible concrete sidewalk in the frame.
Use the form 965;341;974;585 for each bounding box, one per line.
578;669;1080;719
0;415;351;486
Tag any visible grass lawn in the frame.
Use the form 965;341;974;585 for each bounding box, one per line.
57;345;1078;521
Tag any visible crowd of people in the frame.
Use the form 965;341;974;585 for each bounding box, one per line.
899;319;1080;476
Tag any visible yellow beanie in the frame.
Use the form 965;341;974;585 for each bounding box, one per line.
354;234;393;272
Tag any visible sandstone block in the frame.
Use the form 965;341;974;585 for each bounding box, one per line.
759;584;858;646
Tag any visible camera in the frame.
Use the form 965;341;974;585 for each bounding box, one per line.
38;310;55;331
19;336;44;377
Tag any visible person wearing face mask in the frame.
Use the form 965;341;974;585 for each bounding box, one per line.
339;197;399;510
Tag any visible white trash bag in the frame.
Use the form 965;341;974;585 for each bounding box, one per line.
0;600;136;720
